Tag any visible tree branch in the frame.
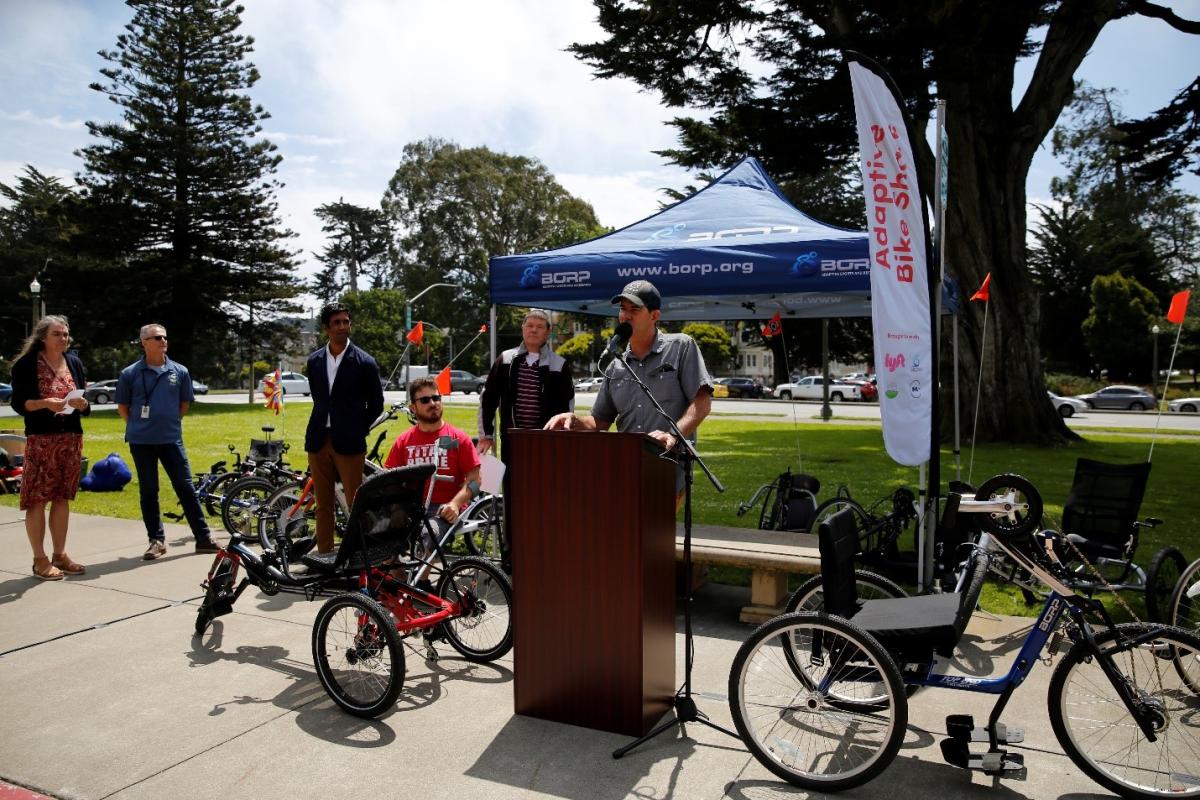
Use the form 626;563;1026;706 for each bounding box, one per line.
1129;0;1200;34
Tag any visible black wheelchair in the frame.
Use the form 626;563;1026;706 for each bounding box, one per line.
729;474;1200;797
194;464;513;718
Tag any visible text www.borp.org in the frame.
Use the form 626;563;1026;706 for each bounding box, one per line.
616;261;754;277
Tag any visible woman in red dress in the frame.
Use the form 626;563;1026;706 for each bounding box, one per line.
10;315;90;580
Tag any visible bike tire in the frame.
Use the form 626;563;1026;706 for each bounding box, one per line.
784;570;908;615
201;471;243;517
1145;547;1186;624
312;592;405;718
195;556;236;637
219;476;277;537
1048;622;1200;798
435;556;513;662
1168;558;1200;693
811;496;869;536
728;612;907;792
462;495;505;562
260;479;317;546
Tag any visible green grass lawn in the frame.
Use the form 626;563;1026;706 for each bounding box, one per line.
5;403;1198;619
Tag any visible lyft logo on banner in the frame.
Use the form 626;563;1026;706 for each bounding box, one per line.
850;59;932;467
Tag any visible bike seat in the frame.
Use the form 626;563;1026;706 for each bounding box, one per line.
852;592;963;658
1063;533;1127;561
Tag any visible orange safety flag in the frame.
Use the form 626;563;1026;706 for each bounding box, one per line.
761;311;782;338
406;321;424;345
1167;289;1191;324
263;368;283;415
479;323;488;333
436;366;452;396
970;273;991;302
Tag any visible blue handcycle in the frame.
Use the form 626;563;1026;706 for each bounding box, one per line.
728;473;1200;798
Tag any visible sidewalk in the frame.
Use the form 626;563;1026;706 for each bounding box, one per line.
0;506;1101;799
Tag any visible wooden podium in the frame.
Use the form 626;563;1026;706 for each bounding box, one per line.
508;429;676;736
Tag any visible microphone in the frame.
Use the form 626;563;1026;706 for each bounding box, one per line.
606;322;633;356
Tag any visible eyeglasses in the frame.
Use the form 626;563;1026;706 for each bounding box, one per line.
414;395;442;405
143;335;168;342
48;332;71;339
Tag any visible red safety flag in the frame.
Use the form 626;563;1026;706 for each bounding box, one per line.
1167;289;1191;325
761;311;782;338
479;323;488;333
970;273;991;302
406;321;424;345
436;366;452;396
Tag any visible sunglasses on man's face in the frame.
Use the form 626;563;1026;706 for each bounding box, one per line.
414;395;442;405
143;335;168;342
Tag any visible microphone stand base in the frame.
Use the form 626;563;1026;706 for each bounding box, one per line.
611;689;740;759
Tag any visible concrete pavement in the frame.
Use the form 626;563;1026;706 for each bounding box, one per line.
0;505;1114;799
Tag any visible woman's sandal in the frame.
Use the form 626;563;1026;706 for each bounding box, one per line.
33;557;65;581
51;553;86;575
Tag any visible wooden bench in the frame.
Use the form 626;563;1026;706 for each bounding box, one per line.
675;523;820;624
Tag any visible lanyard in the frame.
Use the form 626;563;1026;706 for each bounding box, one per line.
140;362;171;406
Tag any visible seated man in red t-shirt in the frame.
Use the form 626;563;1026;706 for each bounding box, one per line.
383;377;482;543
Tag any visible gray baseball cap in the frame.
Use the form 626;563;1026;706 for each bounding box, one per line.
610;280;661;311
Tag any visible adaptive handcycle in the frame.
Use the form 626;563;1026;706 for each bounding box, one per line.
193;461;513;718
728;473;1200;798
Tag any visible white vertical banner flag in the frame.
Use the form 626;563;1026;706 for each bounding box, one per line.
849;59;932;466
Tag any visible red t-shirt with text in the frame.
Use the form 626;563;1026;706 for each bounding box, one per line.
383;423;481;507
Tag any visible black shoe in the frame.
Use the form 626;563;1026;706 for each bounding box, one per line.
194;537;221;554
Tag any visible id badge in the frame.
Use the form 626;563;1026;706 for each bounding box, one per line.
141;405;151;419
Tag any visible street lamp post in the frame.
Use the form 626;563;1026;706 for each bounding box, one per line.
403;281;461;393
29;277;41;328
1152;324;1161;402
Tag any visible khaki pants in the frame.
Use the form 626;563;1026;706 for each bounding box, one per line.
308;434;364;553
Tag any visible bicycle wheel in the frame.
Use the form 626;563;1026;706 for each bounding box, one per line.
729;612;907;792
811;496;869;534
1145;547;1186;623
1049;622;1200;798
259;479;317;546
463;495;505;562
1169;558;1200;692
312;593;405;718
194;555;236;637
202;471;242;517
219;476;276;536
784;571;907;615
973;474;1043;539
435;556;513;662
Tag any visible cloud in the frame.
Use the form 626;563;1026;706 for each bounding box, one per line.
0;109;86;131
262;130;345;146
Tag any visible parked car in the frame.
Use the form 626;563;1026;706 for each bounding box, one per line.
1072;385;1156;411
449;369;485;394
83;379;120;405
841;378;878;402
1168;397;1200;413
574;376;604;392
1048;391;1088;418
713;377;765;398
257;371;310;396
192;380;209;395
772;375;862;402
0;382;10;403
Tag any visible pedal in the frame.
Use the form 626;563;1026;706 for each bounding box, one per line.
939;738;970;769
288;536;315;560
945;715;1023;744
940;740;1025;777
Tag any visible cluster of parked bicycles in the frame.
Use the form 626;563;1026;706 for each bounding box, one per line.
187;402;511;718
733;461;1200;797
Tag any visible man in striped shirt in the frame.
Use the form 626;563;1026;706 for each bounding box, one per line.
477;308;574;570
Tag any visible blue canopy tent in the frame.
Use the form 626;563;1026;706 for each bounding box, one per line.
490;157;886;321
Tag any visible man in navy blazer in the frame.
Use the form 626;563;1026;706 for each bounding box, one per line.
304;302;384;553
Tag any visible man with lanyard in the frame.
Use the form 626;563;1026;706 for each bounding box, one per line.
116;323;218;559
303;302;384;555
544;280;713;496
477;307;573;571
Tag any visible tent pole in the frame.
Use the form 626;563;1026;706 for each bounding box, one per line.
489;305;497;364
953;318;961;482
820;318;832;421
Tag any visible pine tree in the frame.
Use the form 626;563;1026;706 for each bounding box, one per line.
78;0;300;371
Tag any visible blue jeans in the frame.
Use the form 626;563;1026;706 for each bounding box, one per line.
129;441;211;541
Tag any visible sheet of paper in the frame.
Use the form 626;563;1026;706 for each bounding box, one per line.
479;453;506;495
60;389;85;414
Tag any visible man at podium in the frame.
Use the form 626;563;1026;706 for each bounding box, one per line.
545;280;713;491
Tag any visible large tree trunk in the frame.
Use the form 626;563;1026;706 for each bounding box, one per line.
930;0;1120;444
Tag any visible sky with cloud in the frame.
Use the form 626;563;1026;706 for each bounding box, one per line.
2;0;1197;292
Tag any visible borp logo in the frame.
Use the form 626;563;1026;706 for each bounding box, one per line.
519;265;541;289
791;251;820;278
